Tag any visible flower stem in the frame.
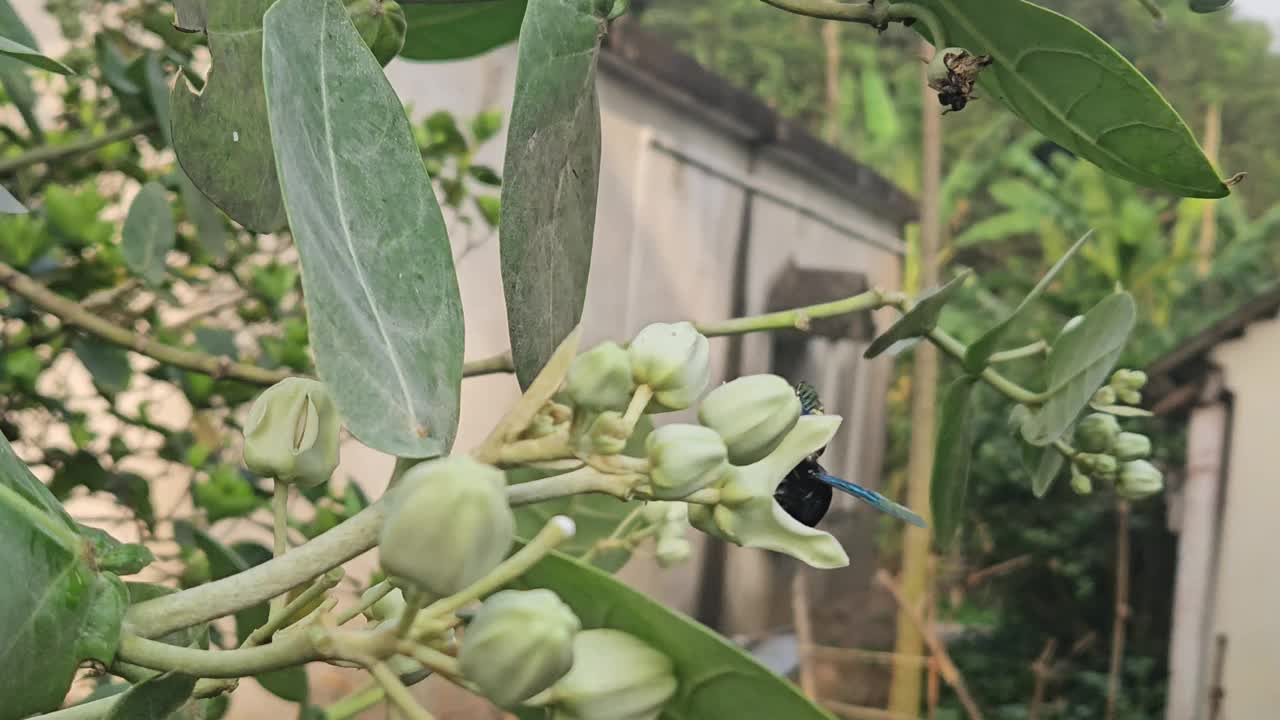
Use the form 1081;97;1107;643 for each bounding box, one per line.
927;328;1049;406
988;340;1049;364
337;580;394;626
269;482;291;622
506;466;636;505
415;516;576;628
581;504;646;563
116;629;321;677
695;287;903;337
369;662;435;720
323;681;386;720
246;568;344;649
396;641;463;680
623;385;655;427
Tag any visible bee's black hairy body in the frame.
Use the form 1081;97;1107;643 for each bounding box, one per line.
774;456;833;528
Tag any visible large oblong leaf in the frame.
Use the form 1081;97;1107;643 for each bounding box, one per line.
908;0;1227;198
501;0;609;389
400;0;527;61
171;0;287;233
104;672;197;720
263;0;465;457
122;182;175;286
864;271;970;359
0;434;128;720
1021;292;1136;447
963;230;1092;373
930;377;976;551
0;34;72;74
511;550;836;720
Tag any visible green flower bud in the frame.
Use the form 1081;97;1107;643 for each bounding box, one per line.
1113;432;1152;462
243;378;342;488
179;547;210;589
697;374;801;465
460;589;581;708
523;401;574;440
530;629;677;720
655;535;692;568
1074;413;1121;454
1058;315;1084;340
1070;466;1093;495
1091;386;1117;407
346;0;407;66
1118;460;1163;500
641;500;687;527
1117;389;1143;406
362;586;407;623
1007;404;1031;432
629;322;710;412
1075;452;1118;481
584;411;630;456
378;456;515;597
1110;369;1148;392
646;424;728;500
566;342;635;412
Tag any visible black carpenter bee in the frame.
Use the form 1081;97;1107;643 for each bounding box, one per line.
773;382;927;529
928;49;993;114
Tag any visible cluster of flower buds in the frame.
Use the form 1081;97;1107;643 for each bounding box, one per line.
1092;369;1148;409
1069;410;1162;500
243;378;343;488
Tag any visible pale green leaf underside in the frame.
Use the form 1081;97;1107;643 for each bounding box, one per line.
930;378;976;549
909;0;1226;198
0;34;72;74
501;0;606;389
263;0;464;457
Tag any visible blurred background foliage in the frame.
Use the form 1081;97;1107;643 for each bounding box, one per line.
631;0;1280;716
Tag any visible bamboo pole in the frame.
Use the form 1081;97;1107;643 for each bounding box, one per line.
887;38;942;717
1104;500;1132;720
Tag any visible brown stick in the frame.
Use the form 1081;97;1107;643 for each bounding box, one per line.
0;261;514;384
0;120;158;176
878;570;984;720
792;570;819;698
1028;638;1058;720
825;699;920;720
1105;500;1131;720
805;646;930;668
965;554;1033;587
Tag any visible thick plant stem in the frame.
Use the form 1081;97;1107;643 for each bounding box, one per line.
754;0;947;48
117;630;322;677
0;262;510;384
0;120;157;175
988;340;1048;364
245;568;344;648
270;483;291;622
927;328;1048;405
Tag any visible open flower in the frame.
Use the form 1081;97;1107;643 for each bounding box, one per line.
687;414;848;569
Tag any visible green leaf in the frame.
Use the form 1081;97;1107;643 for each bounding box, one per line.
171;0;287;233
908;0;1226;198
1027;445;1064;498
263;0;464;458
0;433;129;719
73;338;132;395
256;666;309;703
951;209;1040;248
510;416;653;573
930;378;977;550
122;182;175;286
964;230;1092;373
0;31;71;74
864;271;969;359
500;0;607;388
81;525;155;575
0;183;24;214
193;466;260;522
0;0;43;139
400;0;527;61
1021;292;1137;446
105;672;197;720
470;109;504;143
860;62;900;146
95;33;140;95
511;551;836;720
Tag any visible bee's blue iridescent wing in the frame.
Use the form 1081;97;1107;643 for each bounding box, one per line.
818;472;927;528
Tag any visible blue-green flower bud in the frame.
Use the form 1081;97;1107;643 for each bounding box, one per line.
378;456;514;597
1117;389;1143;406
243;378;341;488
629;322;710;412
1117;460;1163;500
1074;413;1120;454
697;374;801;465
646;424;728;499
1113;432;1151;461
346;0;407;67
524;401;573;440
1091;386;1117;407
655;535;692;568
566;342;635;412
1110;369;1148;392
528;629;677;720
362;586;407;623
460;589;581;708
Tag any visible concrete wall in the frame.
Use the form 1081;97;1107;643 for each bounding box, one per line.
1198;316;1280;718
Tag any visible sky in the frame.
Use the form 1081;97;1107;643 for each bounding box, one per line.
1235;0;1280;30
